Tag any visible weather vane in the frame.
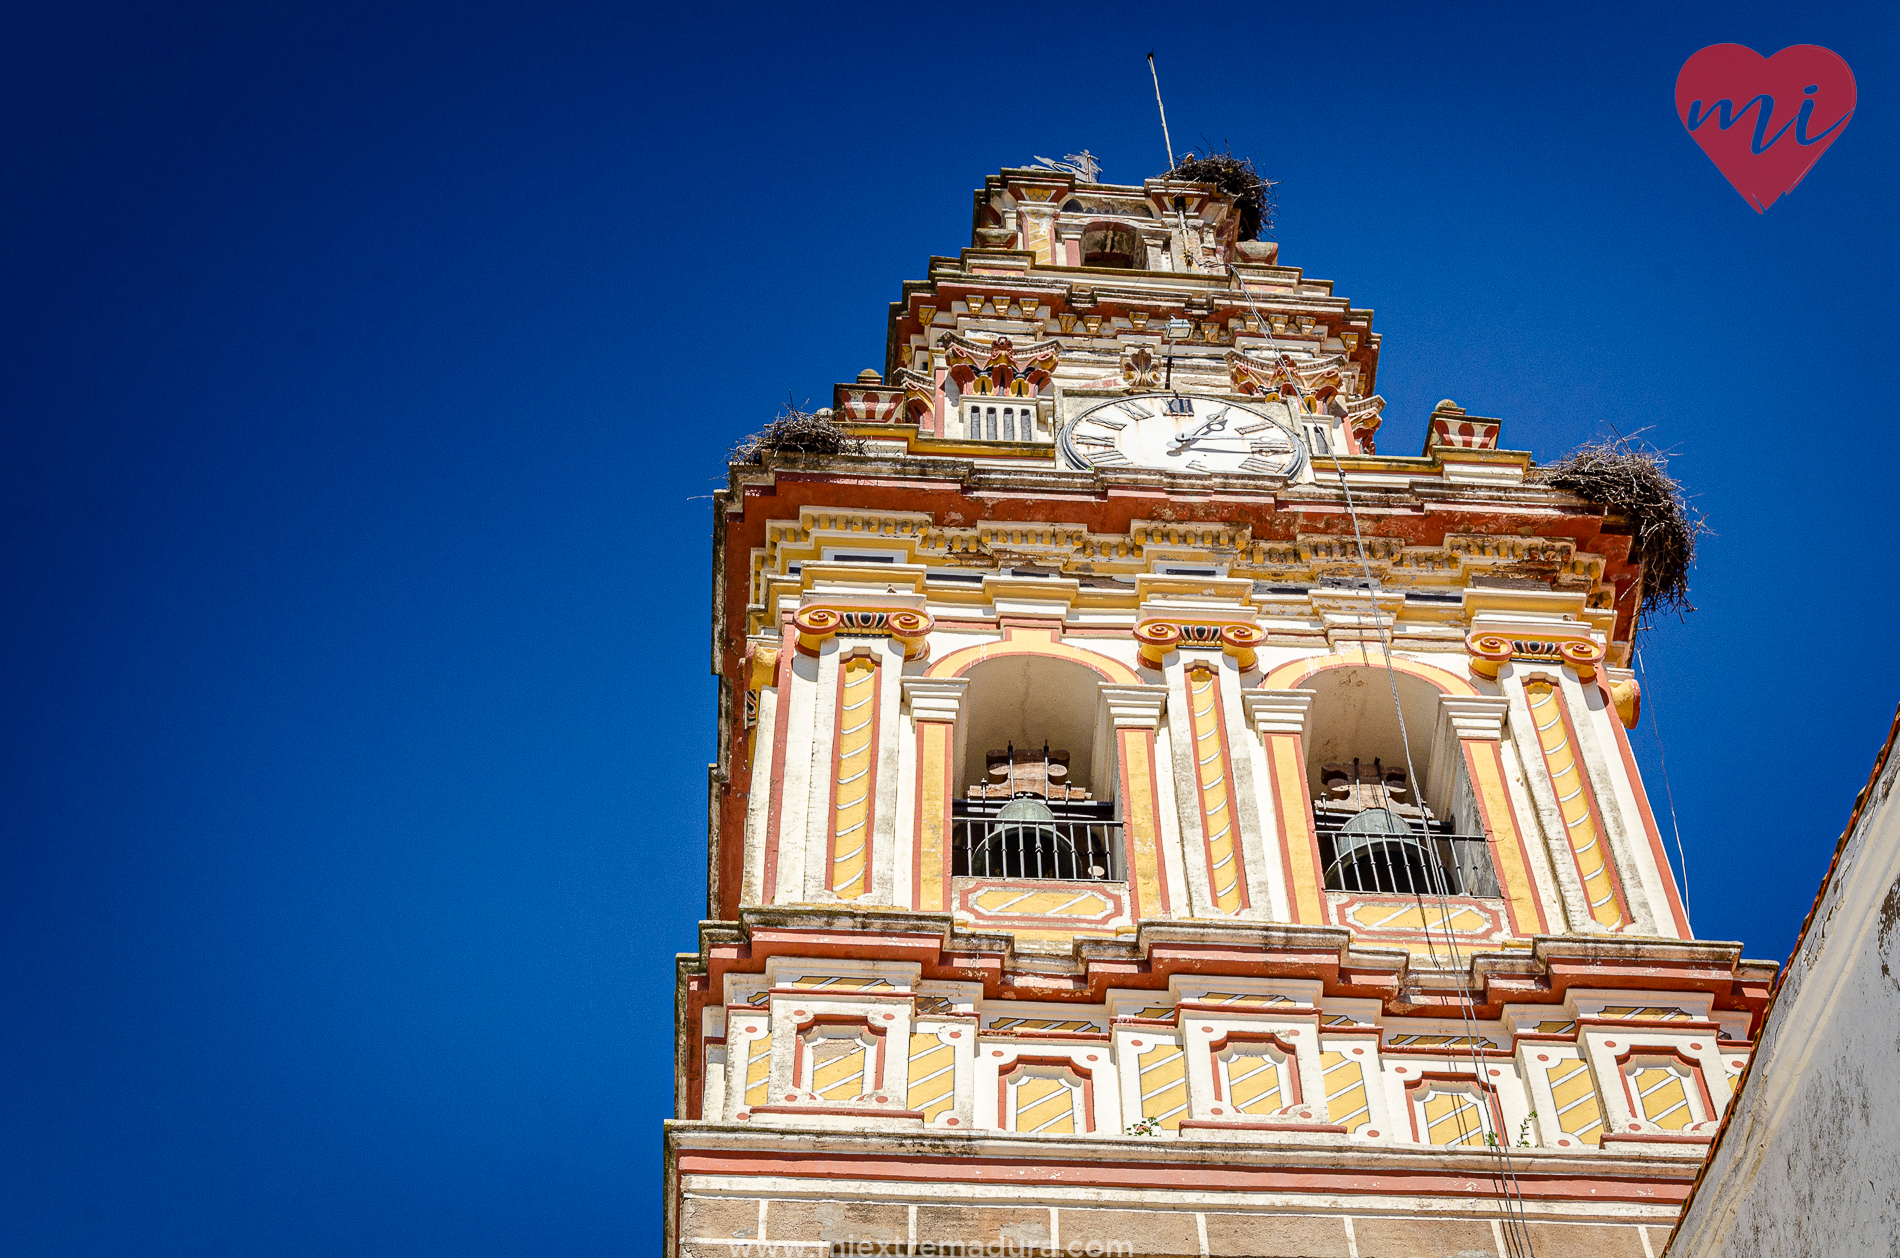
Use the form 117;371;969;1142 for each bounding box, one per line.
1030;150;1100;183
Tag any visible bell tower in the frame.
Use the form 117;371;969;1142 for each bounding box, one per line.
667;163;1770;1258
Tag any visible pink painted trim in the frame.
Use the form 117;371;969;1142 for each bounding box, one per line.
760;614;797;903
672;1150;1700;1204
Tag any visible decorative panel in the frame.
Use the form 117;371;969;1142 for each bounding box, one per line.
1215;1040;1293;1115
906;1030;957;1123
789;975;897;992
1191;991;1298;1010
741;1029;771;1111
1543;1056;1605;1147
954;880;1125;932
1185;665;1246;913
1332;894;1506;943
999;1061;1092;1135
1623;1056;1703;1130
798;1022;881;1102
1407;1078;1499;1148
1131;1038;1188;1131
827;656;880;899
1320;1050;1373;1133
1523;679;1625;929
985;1015;1101;1035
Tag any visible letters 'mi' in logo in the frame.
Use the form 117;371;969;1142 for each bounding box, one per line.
1675;44;1855;212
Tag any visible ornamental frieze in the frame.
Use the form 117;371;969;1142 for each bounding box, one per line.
940;333;1059;397
1226;347;1351;400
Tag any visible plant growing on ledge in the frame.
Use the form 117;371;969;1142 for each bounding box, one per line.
728;395;867;465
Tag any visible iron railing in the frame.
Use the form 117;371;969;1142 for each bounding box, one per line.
1314;806;1499;898
951;800;1122;882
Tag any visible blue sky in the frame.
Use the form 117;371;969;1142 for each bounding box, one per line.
2;1;1895;1253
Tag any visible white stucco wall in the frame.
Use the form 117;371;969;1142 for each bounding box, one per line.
1668;715;1900;1258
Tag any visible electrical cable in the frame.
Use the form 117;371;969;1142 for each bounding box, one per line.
1634;644;1691;923
1227;265;1539;1258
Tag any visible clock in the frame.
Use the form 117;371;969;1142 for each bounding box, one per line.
1058;393;1306;477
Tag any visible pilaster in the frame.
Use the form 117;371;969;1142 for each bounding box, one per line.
1097;685;1169;920
903;677;969;913
1246;689;1325;925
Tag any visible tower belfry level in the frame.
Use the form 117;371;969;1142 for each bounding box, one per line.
668;166;1769;1258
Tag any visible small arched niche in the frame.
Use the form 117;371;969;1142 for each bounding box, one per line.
1079;220;1141;269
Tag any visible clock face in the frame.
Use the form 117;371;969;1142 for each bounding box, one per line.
1058;393;1305;477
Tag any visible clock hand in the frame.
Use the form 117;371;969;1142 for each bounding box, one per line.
1167;408;1230;449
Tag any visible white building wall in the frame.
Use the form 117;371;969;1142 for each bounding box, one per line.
1668;718;1900;1258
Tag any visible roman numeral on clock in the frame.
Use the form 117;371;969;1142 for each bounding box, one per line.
1074;435;1114;448
1083;416;1125;430
1239;456;1282;472
1114;400;1153;421
1090;450;1130;466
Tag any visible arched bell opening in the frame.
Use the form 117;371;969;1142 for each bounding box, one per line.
1300;666;1497;898
951;654;1120;882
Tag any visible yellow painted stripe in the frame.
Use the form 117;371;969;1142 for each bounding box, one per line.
1188;670;1243;912
1224;1053;1284;1114
742;1034;771;1107
1547;1058;1603;1142
907;1033;955;1122
829;657;878;899
1136;1041;1188;1131
1525;681;1622;929
1320;1051;1371;1132
1012;1075;1075;1134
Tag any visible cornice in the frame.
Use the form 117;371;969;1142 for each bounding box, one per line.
693;907;1771;1020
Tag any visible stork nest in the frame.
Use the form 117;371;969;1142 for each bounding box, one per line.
729;398;866;465
1531;436;1708;622
1166;149;1278;241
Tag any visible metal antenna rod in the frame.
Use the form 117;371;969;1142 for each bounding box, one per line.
1147;52;1176;170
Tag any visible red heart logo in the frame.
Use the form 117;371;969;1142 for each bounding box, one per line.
1675;44;1855;212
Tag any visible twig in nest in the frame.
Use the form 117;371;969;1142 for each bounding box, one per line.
1531;436;1709;625
728;395;867;465
1165;148;1278;241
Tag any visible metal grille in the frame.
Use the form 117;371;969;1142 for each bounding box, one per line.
951;800;1121;881
1314;806;1498;897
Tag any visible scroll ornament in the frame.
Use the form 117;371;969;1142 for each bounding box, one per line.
793;606;934;660
1135;619;1266;669
1465;630;1605;681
